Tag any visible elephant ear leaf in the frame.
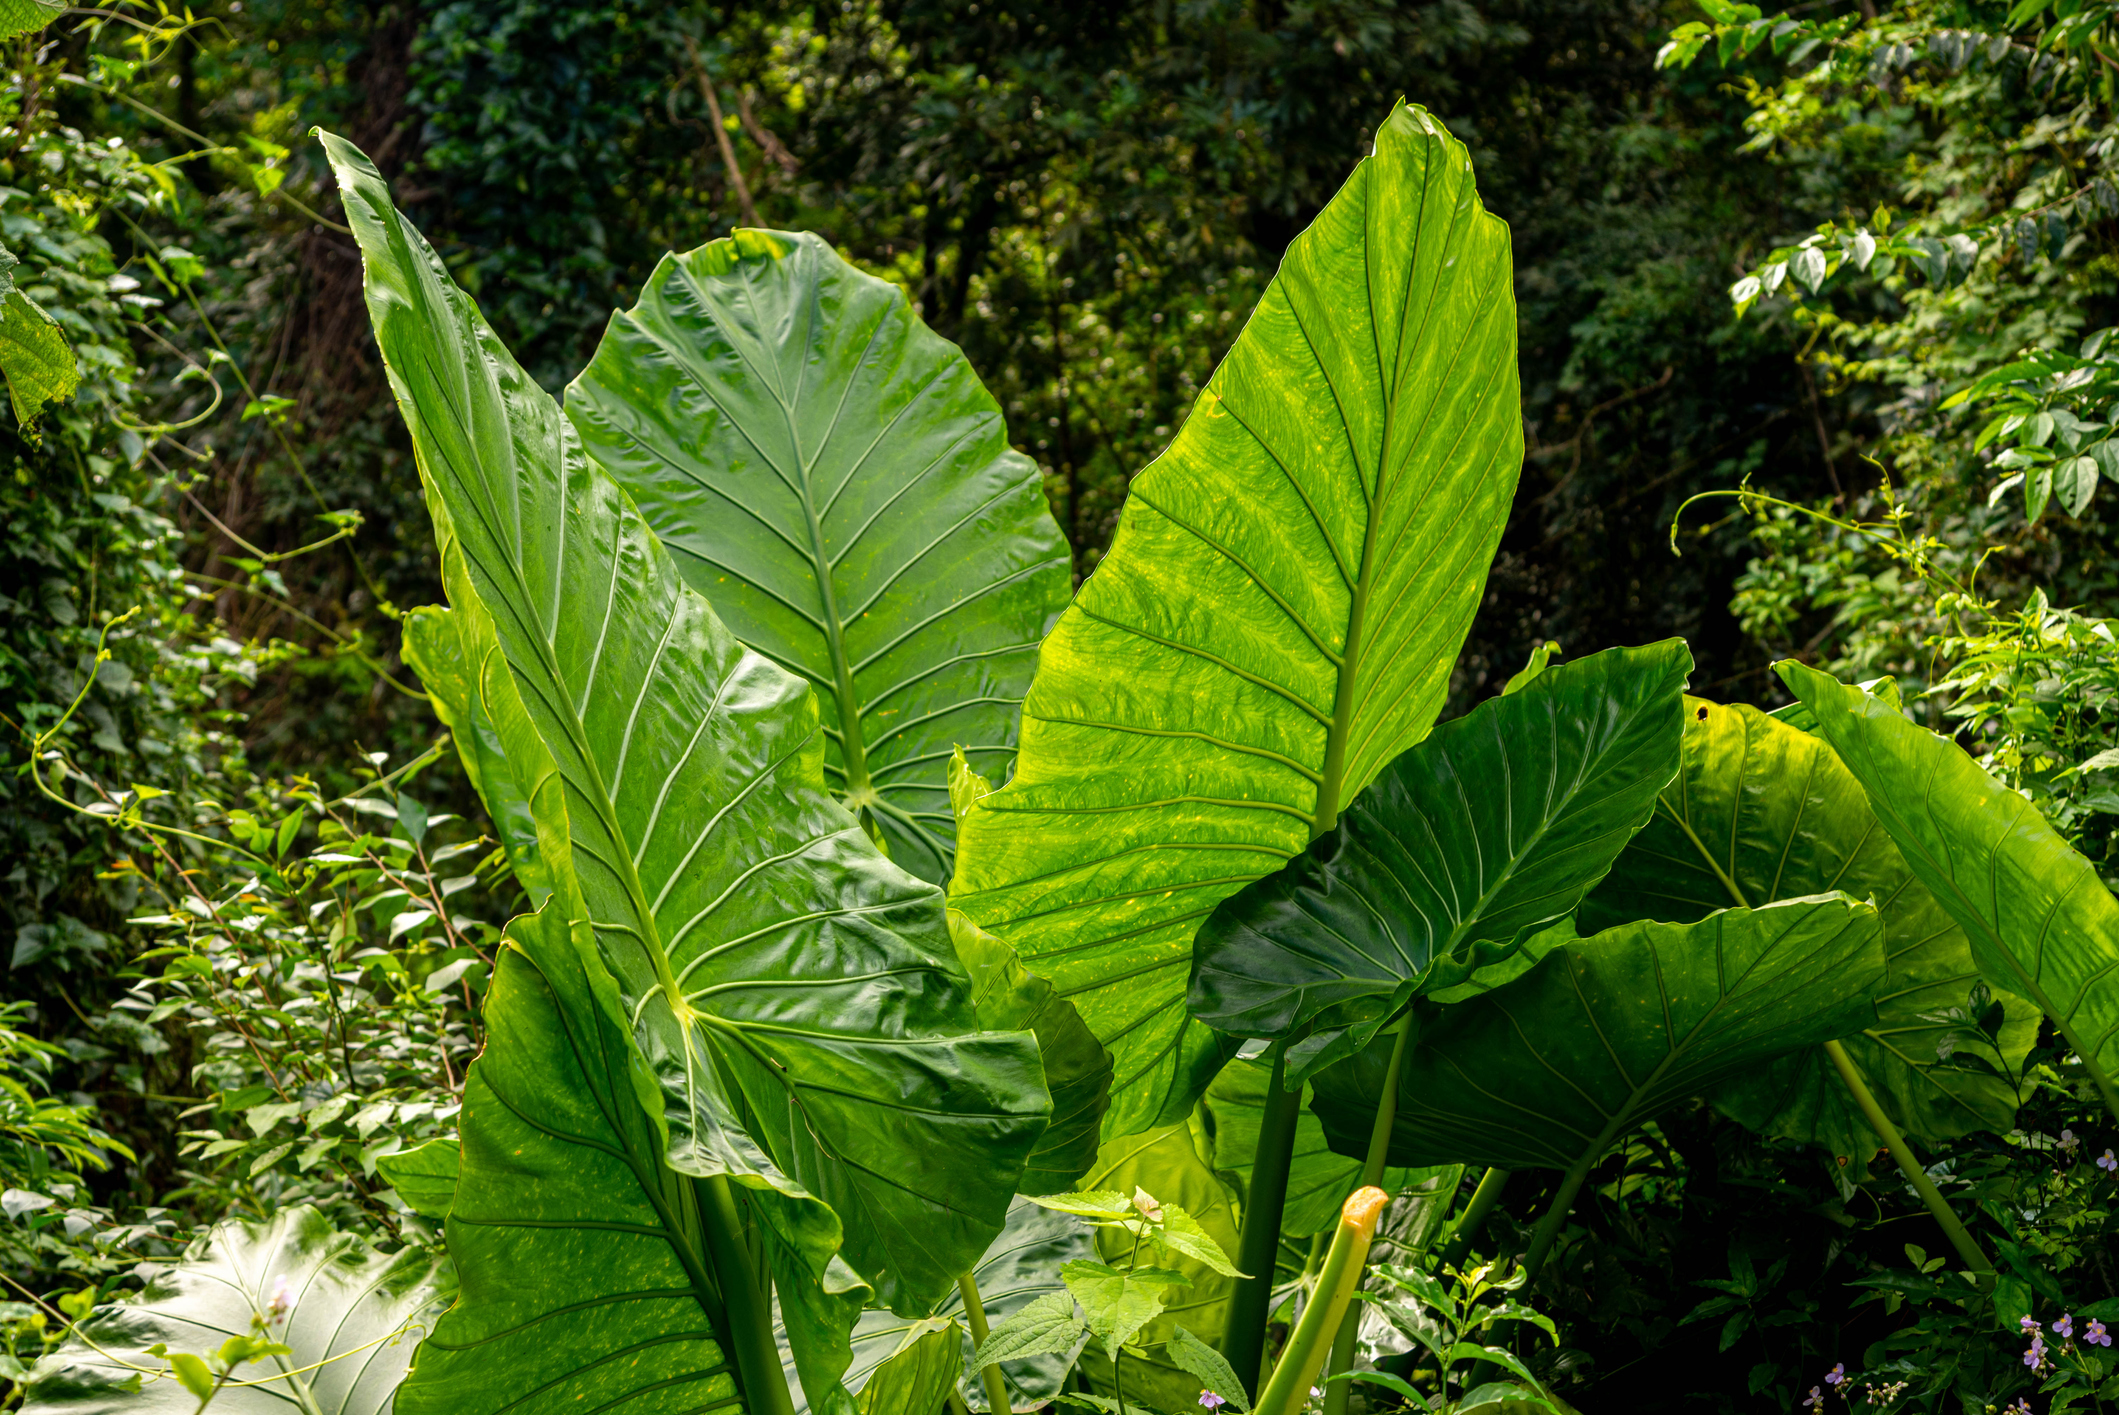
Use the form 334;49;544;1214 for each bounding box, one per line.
566;231;1070;885
953;99;1524;1135
1310;896;1887;1178
1580;697;2034;1167
321;128;1049;1324
1778;661;2119;1119
1190;640;1689;1080
23;1206;450;1413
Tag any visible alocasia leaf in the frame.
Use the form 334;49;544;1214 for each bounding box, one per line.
1190;640;1688;1080
951;99;1523;1134
566;232;1070;884
1310;896;1887;1179
324;128;1050;1328
1779;662;2119;1118
1578;696;2034;1166
1200;1055;1442;1238
390;904;775;1415
24;1206;450;1413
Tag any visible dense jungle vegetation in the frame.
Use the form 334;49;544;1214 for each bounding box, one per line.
7;1;2119;1412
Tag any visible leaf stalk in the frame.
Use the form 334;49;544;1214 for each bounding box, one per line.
958;1270;1014;1414
1821;1038;1994;1283
1223;1048;1304;1396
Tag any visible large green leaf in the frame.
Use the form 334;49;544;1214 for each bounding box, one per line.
324;129;1048;1318
396;905;763;1415
24;1206;450;1412
1779;662;2119;1114
951;100;1523;1135
1578;696;2033;1164
1200;1055;1443;1239
566;231;1070;885
1074;1124;1244;1412
1190;641;1688;1079
1310;897;1886;1174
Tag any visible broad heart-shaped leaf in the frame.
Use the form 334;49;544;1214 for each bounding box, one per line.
1200;1055;1444;1238
1309;896;1886;1174
1578;697;2034;1165
1073;1125;1243;1413
324;129;1049;1317
1190;641;1689;1080
567;232;1070;885
952;99;1522;1136
394;546;872;1415
776;1198;1097;1414
23;1205;450;1412
1779;662;2119;1115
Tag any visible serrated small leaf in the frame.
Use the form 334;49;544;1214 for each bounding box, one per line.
971;1292;1089;1369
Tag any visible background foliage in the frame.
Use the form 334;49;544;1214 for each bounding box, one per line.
7;0;2119;1412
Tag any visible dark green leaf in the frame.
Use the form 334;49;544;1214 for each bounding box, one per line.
952;99;1523;1134
1166;1326;1251;1413
1190;641;1688;1078
1312;897;1886;1172
323;130;1050;1326
1580;697;2034;1164
1779;663;2119;1120
950;905;1112;1194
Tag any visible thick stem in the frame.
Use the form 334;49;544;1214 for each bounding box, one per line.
1822;1039;1994;1280
1518;1155;1597;1288
1256;1189;1389;1415
1320;1018;1418;1415
1224;1049;1304;1397
699;1175;798;1415
958;1272;1013;1415
1439;1168;1511;1268
1112;1346;1127;1415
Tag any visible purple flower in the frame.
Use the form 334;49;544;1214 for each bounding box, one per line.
1803;1387;1824;1411
2099;1149;2118;1174
2062;1129;2080;1153
1198;1393;1226;1411
1825;1363;1845;1386
2026;1334;2048;1370
2090;1318;2112;1347
2022;1315;2043;1334
2056;1313;2075;1339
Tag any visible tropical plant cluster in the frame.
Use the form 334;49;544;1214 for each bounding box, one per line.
10;3;2119;1415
